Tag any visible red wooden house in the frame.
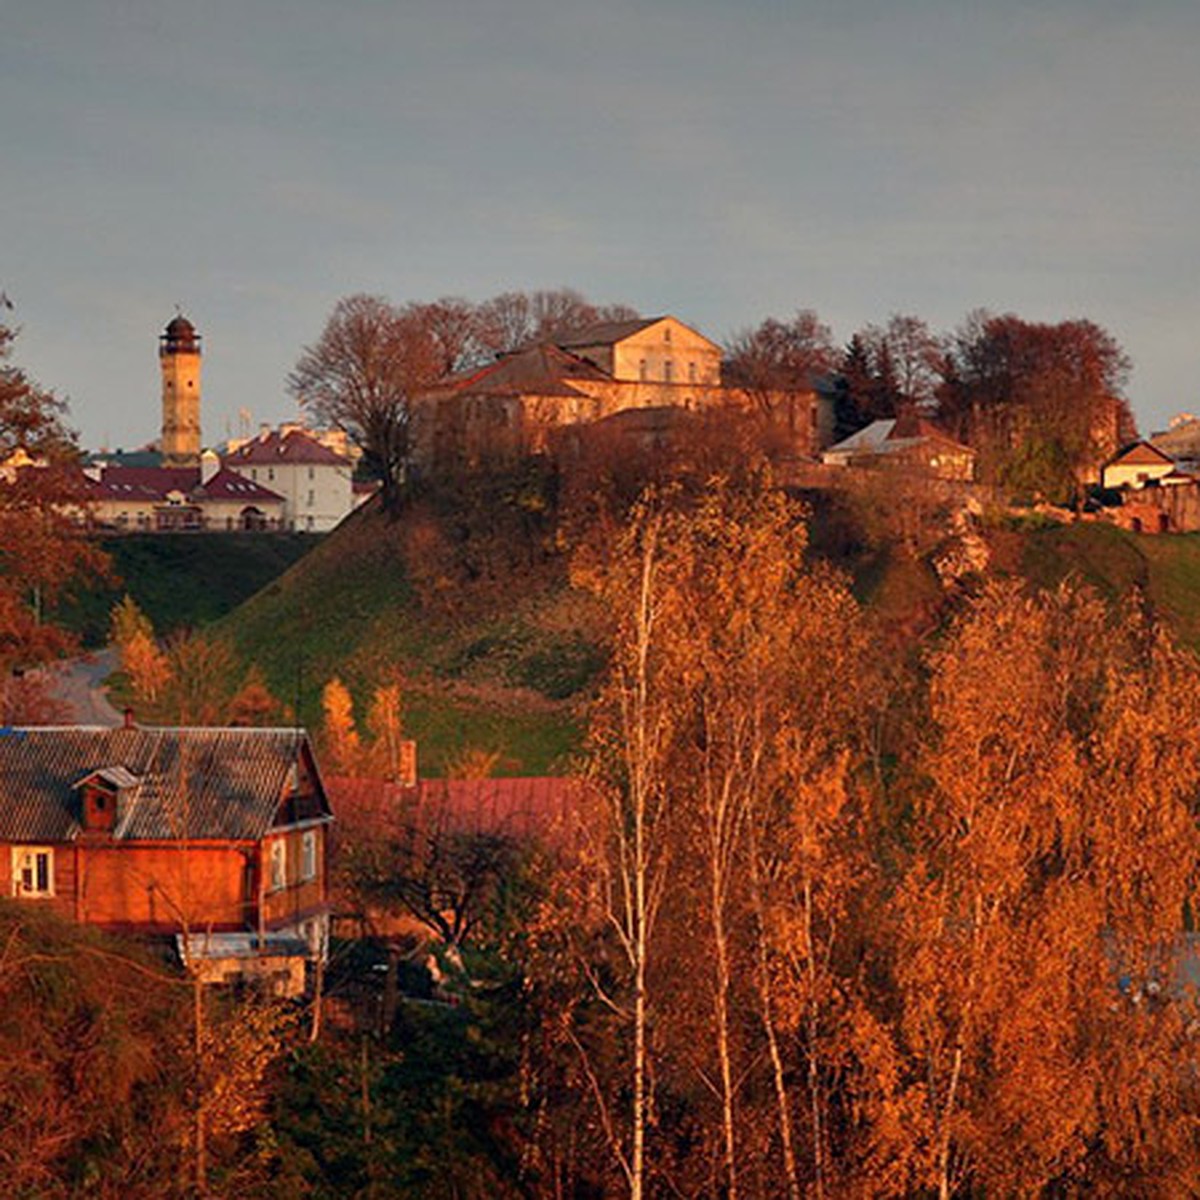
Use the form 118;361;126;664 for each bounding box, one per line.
0;723;333;993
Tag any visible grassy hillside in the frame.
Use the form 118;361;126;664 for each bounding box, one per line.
60;532;319;645
103;498;1200;780
1015;520;1200;653
214;504;593;776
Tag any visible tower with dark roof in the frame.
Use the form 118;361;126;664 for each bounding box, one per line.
160;314;201;467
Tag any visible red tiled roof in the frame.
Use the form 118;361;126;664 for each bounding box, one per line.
195;468;284;502
83;466;198;500
80;465;283;504
224;429;349;467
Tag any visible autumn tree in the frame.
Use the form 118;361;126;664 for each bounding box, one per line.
569;491;684;1199
320;675;363;774
0;312;109;672
936;311;1134;500
724;310;837;431
111;594;170;706
364;675;404;779
289;294;444;511
564;476;887;1196
889;581;1200;1195
474;288;639;358
404;295;480;375
157;630;240;725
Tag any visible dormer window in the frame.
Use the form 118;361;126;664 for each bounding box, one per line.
74;766;139;834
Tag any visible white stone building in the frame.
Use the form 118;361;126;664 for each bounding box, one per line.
223;427;356;532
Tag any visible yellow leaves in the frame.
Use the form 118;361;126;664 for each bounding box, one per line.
321;673;416;779
121;629;171;706
319;675;360;775
199;996;298;1141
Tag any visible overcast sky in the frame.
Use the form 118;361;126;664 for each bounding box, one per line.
5;0;1200;450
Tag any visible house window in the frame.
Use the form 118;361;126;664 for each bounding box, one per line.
308;466;315;480
268;468;275;482
663;360;673;383
307;490;315;507
12;847;53;898
688;362;696;383
638;359;647;381
270;840;286;891
301;831;317;882
251;469;257;481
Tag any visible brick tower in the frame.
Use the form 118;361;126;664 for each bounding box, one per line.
160;314;202;467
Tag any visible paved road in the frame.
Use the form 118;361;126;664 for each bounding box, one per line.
40;647;122;726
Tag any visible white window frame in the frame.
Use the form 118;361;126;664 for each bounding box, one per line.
269;839;286;891
301;830;317;882
12;846;54;898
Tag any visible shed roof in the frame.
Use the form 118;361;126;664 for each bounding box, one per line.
0;726;327;843
325;774;585;846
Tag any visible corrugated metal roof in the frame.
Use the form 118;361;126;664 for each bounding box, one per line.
0;727;322;843
325;775;586;846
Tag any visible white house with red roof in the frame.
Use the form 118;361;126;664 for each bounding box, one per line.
80;455;287;531
223;426;357;532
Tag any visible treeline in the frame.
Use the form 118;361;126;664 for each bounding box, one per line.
727;308;1136;501
291;285;1137;516
9;475;1200;1195
515;475;1200;1196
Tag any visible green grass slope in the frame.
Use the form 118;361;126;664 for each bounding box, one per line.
214;505;592;776
61;532;319;645
1017;521;1200;653
204;504;1200;778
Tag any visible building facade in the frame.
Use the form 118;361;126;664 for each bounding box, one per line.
0;724;333;992
223;426;356;532
410;316;831;473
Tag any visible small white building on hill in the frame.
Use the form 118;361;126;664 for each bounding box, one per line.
223;427;356;532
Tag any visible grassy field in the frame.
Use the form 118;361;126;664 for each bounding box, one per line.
87;505;1200;779
1015;520;1200;654
60;532;319;645
213;505;594;776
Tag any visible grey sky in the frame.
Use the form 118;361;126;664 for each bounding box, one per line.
5;0;1199;450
